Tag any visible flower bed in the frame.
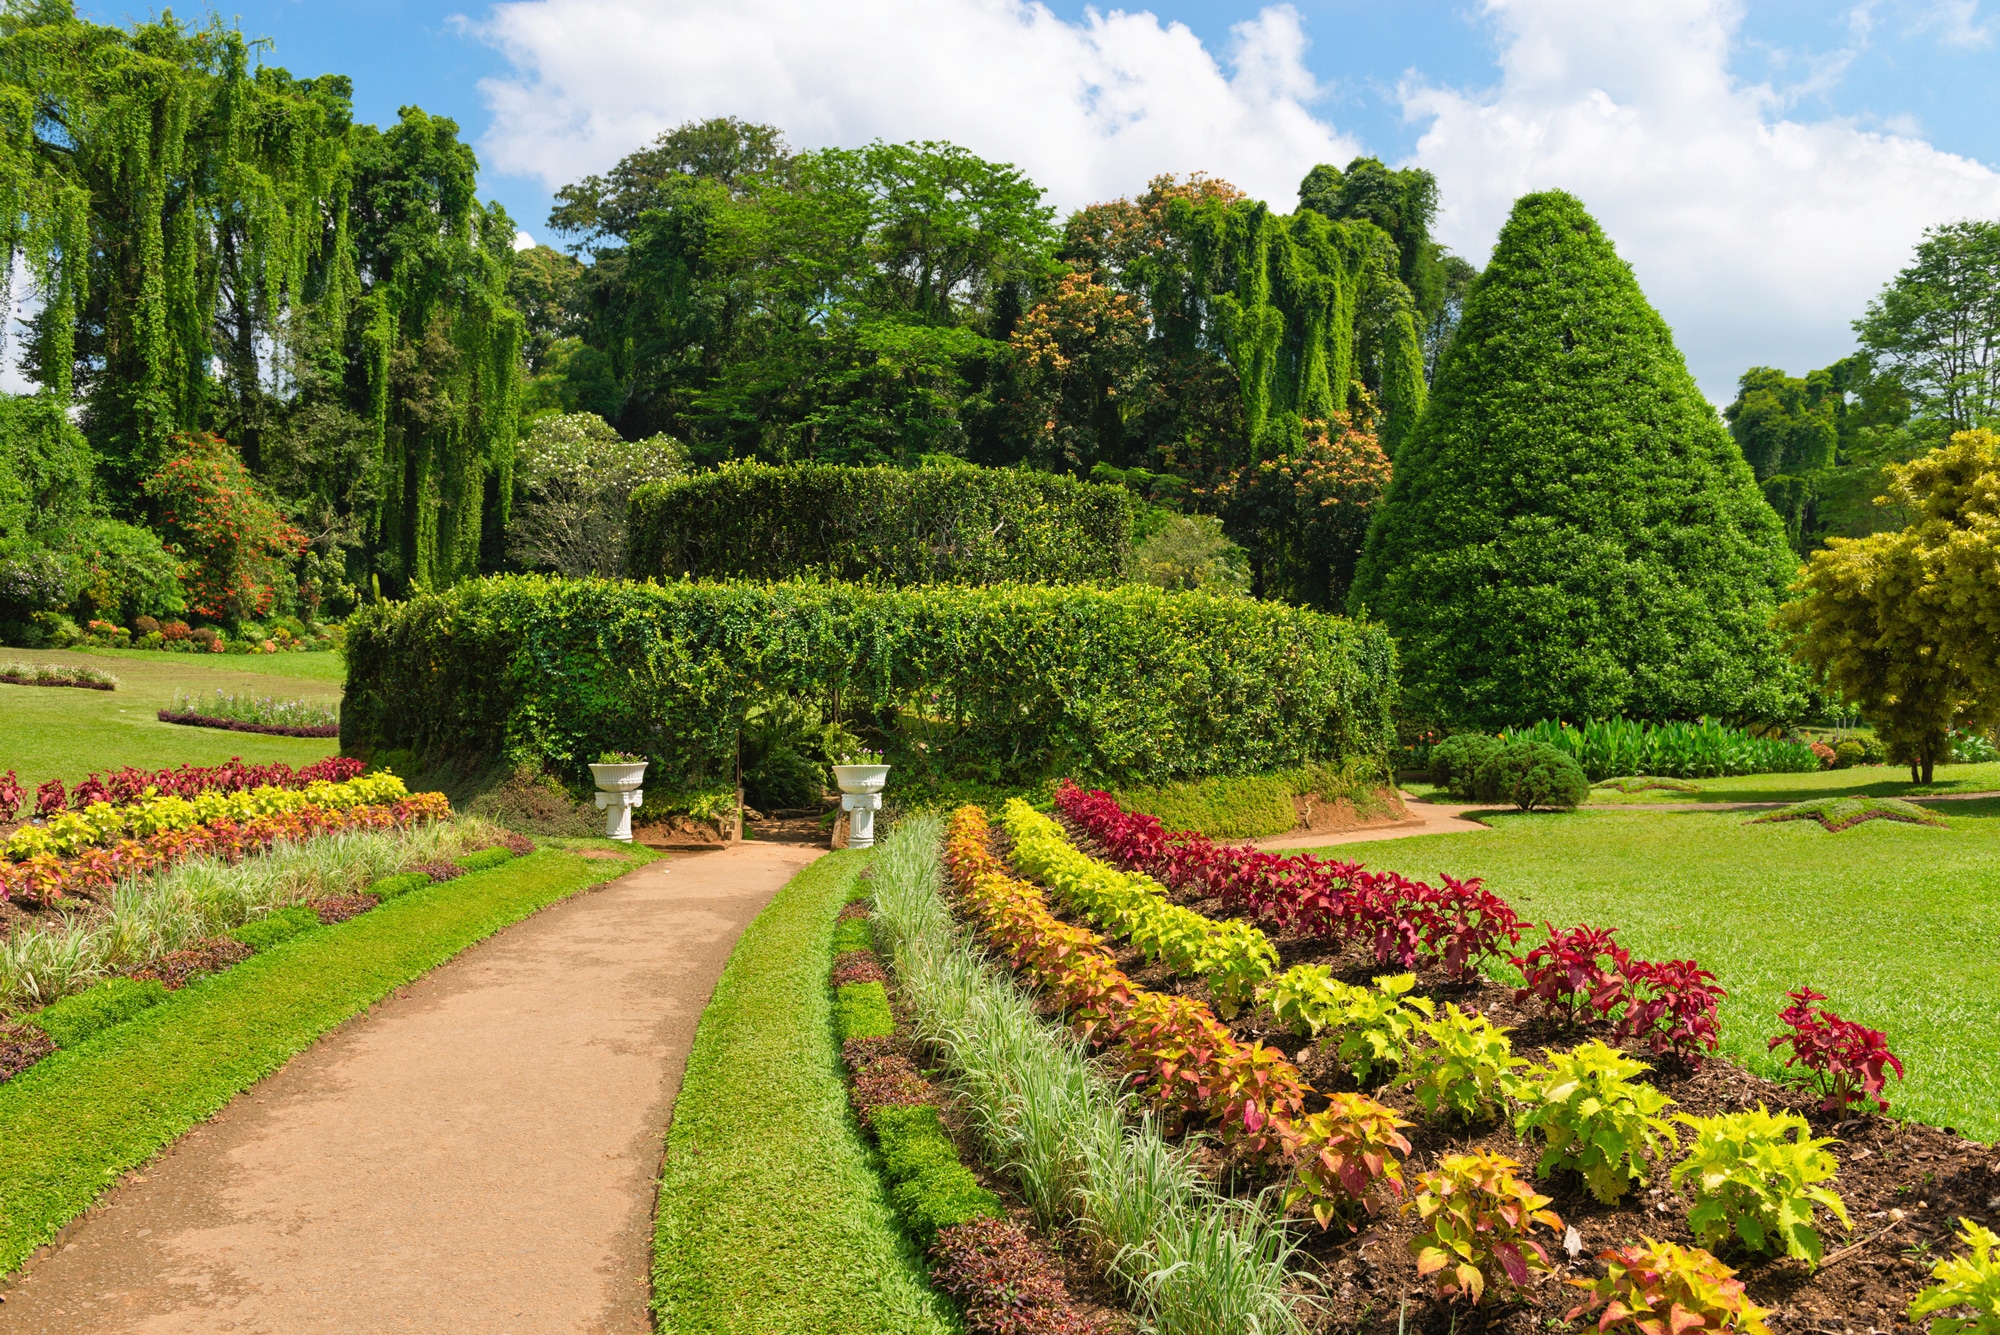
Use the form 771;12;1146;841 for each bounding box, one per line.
973;789;2000;1329
0;757;365;823
154;710;341;738
0;661;117;691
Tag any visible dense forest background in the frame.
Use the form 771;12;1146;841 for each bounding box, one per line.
0;3;1994;650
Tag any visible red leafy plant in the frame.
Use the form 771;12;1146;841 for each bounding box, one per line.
1768;985;1905;1112
1620;958;1724;1064
34;778;66;820
0;770;22;822
1514;923;1630;1020
928;1217;1104;1335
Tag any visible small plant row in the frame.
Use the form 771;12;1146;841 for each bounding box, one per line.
831;899;1105;1334
0;789;452;907
956;808;1996;1327
0;756;366;823
0;837;533;1087
1000;798;1279;1017
1056;781;1725;1063
1502;718;1821;781
0;660;118;690
163;687;341;734
156;710;340;739
3;771;412;863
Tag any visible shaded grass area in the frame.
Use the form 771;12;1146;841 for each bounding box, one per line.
0;647;342;793
1579;761;2000;805
1306;804;2000;1140
652;850;955;1335
0;843;650;1275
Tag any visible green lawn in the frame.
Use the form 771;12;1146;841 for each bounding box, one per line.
1312;805;2000;1141
1402;761;2000;807
62;645;347;683
0;842;652;1275
0;645;343;792
652;850;954;1335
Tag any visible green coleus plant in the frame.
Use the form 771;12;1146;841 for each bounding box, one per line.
1670;1105;1851;1265
1513;1039;1676;1203
1907;1218;2000;1334
1258;966;1433;1085
1401;1004;1522;1123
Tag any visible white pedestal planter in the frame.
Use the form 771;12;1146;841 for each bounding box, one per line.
590;761;648;842
831;763;890;850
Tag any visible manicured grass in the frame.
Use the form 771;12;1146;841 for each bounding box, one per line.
652;851;955;1335
1582;762;2000;805
1311;804;2000;1140
46;645;347;683
0;646;342;793
0;843;651;1275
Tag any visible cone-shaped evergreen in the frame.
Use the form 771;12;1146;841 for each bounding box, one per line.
1349;192;1802;726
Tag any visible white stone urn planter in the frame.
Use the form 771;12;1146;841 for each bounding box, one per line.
831;763;891;849
590;760;648;841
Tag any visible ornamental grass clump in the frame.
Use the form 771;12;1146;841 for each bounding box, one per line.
1671;1106;1850;1265
1512;1040;1675;1203
1566;1239;1773;1334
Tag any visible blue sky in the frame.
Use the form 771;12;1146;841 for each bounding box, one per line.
84;1;2000;399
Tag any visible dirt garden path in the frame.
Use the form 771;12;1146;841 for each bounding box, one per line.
1253;795;1493;851
0;841;822;1335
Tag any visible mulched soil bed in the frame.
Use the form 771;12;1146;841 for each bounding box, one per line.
0;1022;56;1083
155;710;339;738
832;950;888;986
1039;821;2000;1333
311;893;381;925
129;936;255;990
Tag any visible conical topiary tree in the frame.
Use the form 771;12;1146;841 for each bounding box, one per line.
1348;191;1803;727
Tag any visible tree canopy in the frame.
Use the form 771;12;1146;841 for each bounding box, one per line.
1350;190;1804;727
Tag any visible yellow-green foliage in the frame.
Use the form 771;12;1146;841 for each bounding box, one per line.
1672;1105;1850;1265
1001;798;1277;1016
1113;761;1397;840
1513;1040;1675;1203
4;773;410;859
1908;1218;2000;1334
1402;1004;1521;1124
1259;966;1432;1085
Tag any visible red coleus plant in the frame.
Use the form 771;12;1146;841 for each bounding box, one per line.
0;770;22;822
1618;958;1725;1064
1513;923;1632;1020
1768;985;1906;1112
34;778;67;820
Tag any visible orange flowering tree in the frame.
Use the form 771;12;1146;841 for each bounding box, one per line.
143;434;306;623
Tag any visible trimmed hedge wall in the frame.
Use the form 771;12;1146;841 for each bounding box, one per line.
342;576;1397;789
626;462;1135;586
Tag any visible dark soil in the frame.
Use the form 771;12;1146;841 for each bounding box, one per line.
130;936;255;990
0;1022;56;1082
1291;787;1416;838
1035;822;2000;1333
311;893;380;925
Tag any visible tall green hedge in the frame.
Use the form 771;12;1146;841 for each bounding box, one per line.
625;462;1135;585
341;576;1396;788
1348;191;1803;727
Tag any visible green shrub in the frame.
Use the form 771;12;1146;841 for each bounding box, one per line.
1349;190;1804;727
1401;1004;1522;1123
870;1103;1004;1246
834;981;895;1042
1114;761;1397;840
367;871;434;900
454;847;515;873
27;977;168;1048
831;917;874;954
627;461;1134;587
343;575;1397;790
1507;718;1819;780
1475;739;1590;811
1429;733;1500;797
228;905;323;953
1832;739;1867;769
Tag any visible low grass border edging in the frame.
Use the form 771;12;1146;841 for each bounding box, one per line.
651;850;956;1335
0;843;650;1278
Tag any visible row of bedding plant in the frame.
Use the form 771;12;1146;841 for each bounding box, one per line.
870;815;1312;1335
1028;784;2000;1330
829;879;1111;1334
158;687;341;738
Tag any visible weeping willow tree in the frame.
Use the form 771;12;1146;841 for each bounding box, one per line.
0;4;520;600
347;109;523;594
0;2;353;501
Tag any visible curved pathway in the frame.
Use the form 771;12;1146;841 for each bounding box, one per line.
1252;796;1493;851
0;841;821;1334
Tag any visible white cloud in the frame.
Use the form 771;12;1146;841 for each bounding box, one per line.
1912;0;1994;48
1404;0;2000;397
513;229;537;251
470;0;1359;213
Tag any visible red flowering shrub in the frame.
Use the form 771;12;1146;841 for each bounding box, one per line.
1769;985;1906;1112
144;433;306;623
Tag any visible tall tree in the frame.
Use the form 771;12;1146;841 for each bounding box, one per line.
1350;190;1804;727
1854;219;2000;439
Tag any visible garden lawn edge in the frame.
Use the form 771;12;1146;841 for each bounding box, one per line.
651;850;957;1335
0;844;653;1278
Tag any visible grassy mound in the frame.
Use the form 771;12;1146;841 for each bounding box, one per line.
1755;796;1947;832
650;851;952;1335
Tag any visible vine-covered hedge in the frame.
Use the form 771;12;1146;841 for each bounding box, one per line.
626;463;1135;586
342;576;1396;789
